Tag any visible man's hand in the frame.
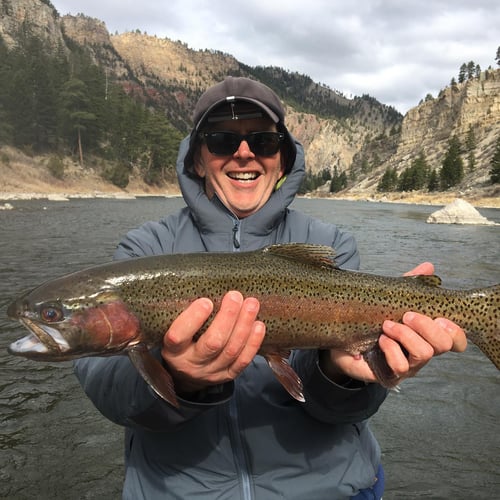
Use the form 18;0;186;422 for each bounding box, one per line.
161;291;266;394
321;262;468;385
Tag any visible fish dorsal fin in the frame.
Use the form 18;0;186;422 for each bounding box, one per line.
404;275;442;287
263;243;337;269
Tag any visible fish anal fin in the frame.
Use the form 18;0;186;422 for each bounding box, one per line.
263;243;337;269
363;345;400;389
263;350;305;402
128;344;180;408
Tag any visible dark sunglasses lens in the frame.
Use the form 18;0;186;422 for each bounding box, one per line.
205;133;240;155
247;133;282;155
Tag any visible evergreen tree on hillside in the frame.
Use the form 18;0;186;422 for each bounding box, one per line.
3;28;64;151
465;125;477;172
427;169;439;191
440;136;464;189
397;152;430;191
490;136;500;184
377;167;398;192
60;78;97;165
496;46;500;66
466;61;476;79
458;64;467;83
329;166;347;193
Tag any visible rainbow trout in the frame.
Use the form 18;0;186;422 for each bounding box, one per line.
7;244;500;407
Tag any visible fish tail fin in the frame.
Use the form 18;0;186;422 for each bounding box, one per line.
466;284;500;370
128;344;180;408
363;345;401;388
263;351;305;402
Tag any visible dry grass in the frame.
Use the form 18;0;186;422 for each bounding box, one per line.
0;146;178;199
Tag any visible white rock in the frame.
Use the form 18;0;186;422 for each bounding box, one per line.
47;194;69;201
0;202;14;210
426;198;496;225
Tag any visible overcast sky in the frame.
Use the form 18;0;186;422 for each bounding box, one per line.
50;0;499;114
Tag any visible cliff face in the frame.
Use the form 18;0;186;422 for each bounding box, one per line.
0;0;64;48
343;69;500;196
399;71;500;165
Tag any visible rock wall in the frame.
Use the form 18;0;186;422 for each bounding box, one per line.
391;70;500;173
0;0;64;49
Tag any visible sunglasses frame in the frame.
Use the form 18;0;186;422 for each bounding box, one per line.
199;131;285;157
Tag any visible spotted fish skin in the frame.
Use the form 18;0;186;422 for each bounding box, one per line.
7;244;500;407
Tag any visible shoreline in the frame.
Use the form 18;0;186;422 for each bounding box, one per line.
1;190;499;210
1;146;498;209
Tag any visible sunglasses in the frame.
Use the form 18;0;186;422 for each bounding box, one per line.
199;131;284;156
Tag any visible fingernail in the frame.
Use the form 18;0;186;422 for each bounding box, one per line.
384;320;396;331
403;312;415;323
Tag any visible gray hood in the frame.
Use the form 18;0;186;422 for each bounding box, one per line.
175;135;306;249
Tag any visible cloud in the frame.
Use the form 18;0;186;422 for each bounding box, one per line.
51;0;500;113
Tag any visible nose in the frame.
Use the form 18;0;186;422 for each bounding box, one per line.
234;140;255;159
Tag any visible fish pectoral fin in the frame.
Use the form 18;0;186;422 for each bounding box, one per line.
263;351;305;402
363;345;400;389
128;344;180;408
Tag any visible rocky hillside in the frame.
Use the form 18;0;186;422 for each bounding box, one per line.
62;23;400;177
0;0;499;201
347;69;500;197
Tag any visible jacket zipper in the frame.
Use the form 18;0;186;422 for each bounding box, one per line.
227;395;253;499
228;225;252;498
232;219;241;250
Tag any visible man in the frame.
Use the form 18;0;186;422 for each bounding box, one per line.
75;76;466;499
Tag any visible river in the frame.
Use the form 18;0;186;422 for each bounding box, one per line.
1;197;499;499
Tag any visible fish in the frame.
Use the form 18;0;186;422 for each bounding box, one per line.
7;243;500;408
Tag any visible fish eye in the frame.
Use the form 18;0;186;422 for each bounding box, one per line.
40;304;64;323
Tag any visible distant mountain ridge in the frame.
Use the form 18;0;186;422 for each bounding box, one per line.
0;0;498;199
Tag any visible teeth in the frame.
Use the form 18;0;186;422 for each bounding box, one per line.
228;172;259;181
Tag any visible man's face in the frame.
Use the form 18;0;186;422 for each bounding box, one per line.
194;117;285;219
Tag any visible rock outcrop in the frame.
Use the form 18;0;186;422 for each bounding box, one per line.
426;198;496;225
0;0;65;49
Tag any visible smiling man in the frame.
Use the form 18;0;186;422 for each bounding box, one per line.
74;76;466;500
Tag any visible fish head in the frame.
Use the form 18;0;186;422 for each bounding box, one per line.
7;278;141;361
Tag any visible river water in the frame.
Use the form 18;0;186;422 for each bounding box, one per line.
1;197;499;499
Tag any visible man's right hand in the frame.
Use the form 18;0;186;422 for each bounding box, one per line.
161;291;266;394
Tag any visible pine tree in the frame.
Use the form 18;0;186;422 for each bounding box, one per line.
377;167;398;192
427;169;439;191
440;136;464;189
60;78;97;165
490;136;500;184
466;61;476;79
465;125;477;172
458;63;467;83
330;166;347;193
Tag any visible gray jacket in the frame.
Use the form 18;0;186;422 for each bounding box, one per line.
75;137;387;499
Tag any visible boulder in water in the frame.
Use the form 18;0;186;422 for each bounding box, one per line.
426;198;495;225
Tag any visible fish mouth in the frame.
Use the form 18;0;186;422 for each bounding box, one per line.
8;318;70;357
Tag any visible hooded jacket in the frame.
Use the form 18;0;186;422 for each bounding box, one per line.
74;137;387;499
